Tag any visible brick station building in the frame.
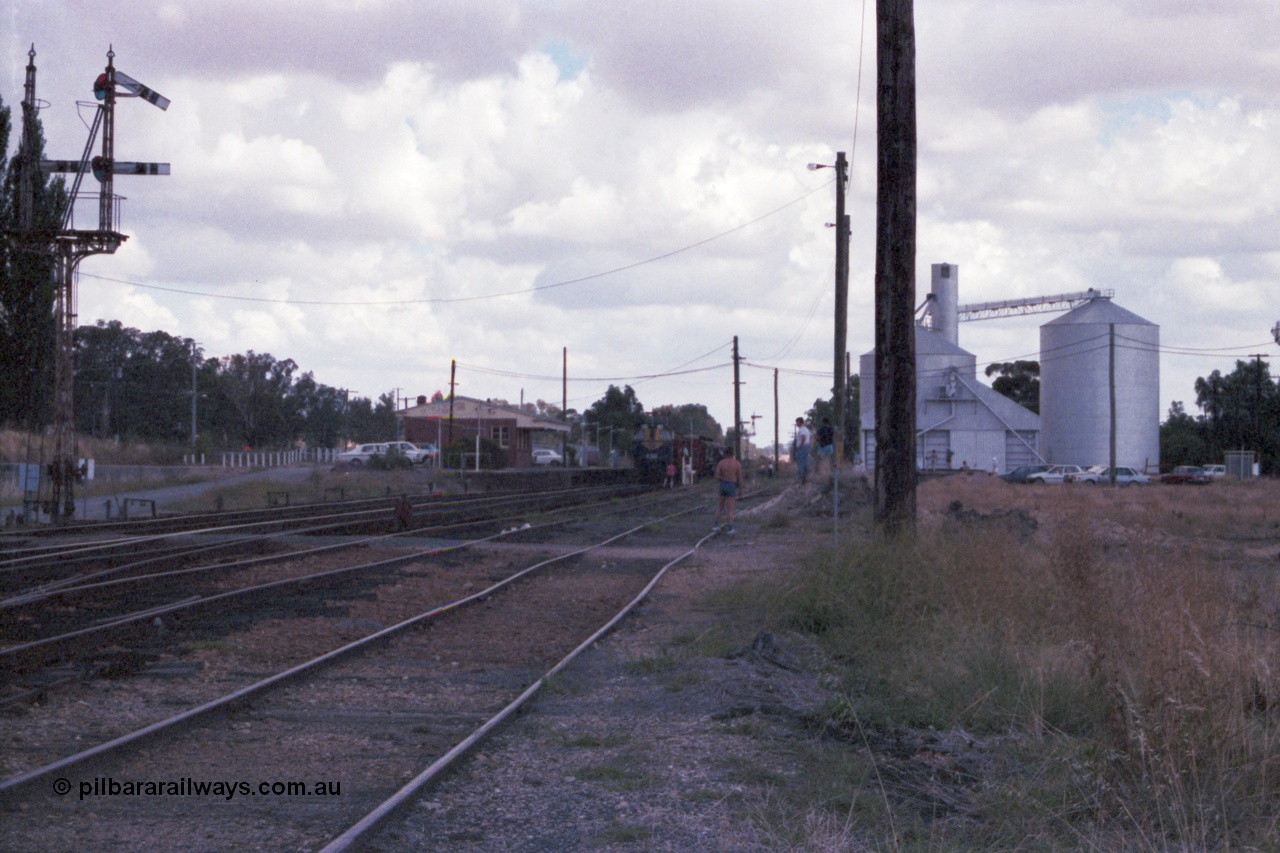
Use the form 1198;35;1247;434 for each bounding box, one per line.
397;395;571;468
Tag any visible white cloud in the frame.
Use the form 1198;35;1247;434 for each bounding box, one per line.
6;0;1280;443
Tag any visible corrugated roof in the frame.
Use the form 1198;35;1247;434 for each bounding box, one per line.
1042;296;1155;327
862;325;975;358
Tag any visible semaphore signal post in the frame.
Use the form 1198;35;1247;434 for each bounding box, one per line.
10;45;169;522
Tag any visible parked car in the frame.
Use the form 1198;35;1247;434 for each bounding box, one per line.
1001;464;1049;484
1066;465;1151;486
1203;464;1227;479
1162;465;1210;485
1025;464;1084;485
384;441;434;465
532;448;563;466
336;443;388;466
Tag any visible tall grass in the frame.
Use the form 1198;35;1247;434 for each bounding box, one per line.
0;429;196;465
771;479;1280;848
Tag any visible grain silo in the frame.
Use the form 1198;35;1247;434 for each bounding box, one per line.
1039;296;1159;471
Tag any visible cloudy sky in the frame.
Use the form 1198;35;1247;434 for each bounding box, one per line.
5;1;1280;448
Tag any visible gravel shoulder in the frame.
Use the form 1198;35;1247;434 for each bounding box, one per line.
377;483;850;852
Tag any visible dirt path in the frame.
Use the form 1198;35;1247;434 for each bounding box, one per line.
369;486;847;852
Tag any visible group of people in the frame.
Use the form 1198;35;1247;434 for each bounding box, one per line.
792;415;836;483
711;414;841;535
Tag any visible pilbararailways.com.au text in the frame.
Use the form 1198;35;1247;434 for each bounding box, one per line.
55;776;341;801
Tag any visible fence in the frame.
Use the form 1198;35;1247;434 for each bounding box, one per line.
220;448;337;468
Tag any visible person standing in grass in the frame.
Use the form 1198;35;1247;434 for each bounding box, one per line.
713;448;744;534
793;416;812;483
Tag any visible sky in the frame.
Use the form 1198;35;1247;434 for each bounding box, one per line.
5;0;1280;450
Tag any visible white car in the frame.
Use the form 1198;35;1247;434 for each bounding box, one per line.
384;441;434;465
1203;464;1227;479
1066;465;1151;486
1025;464;1084;485
532;448;563;466
336;443;388;466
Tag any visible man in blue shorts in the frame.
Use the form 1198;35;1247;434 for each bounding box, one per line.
713;448;744;534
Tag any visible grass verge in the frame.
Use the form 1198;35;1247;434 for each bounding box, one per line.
739;480;1280;850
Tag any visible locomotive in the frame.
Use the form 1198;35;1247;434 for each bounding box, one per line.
631;426;725;485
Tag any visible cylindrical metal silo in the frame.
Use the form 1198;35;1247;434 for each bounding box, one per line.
1040;297;1159;471
931;263;959;346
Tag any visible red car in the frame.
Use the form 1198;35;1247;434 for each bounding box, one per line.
1162;465;1211;485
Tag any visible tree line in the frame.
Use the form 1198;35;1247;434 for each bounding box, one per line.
1163;358;1280;474
0;89;396;452
73;320;396;452
0;84;63;429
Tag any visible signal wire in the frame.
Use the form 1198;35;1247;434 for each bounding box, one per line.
78;186;833;307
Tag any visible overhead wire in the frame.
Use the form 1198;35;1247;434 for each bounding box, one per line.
77;185;833;308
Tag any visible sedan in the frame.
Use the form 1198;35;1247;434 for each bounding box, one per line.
336;443;388;466
1162;465;1210;485
384;441;434;465
532;448;563;466
1025;464;1084;485
1001;464;1049;484
1066;465;1151;486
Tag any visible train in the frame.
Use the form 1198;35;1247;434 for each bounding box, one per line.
631;426;725;485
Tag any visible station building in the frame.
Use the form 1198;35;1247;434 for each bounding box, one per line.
397;395;570;468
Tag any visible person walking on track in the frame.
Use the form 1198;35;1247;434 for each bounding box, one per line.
713;448;744;534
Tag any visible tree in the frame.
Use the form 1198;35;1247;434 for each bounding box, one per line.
1160;401;1206;470
985;360;1040;413
289;372;346;448
585;385;645;442
807;375;860;454
650;403;723;440
212;351;298;448
0;89;66;428
1193;359;1280;473
346;392;397;443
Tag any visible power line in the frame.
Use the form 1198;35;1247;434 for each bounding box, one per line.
455;361;730;383
78;184;833;307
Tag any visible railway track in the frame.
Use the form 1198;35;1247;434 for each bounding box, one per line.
0;485;747;851
0;483;634;593
0;484;656;694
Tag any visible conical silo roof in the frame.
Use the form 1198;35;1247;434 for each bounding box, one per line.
1042;297;1154;327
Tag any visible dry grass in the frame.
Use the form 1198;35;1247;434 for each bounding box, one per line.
759;476;1280;849
0;429;193;466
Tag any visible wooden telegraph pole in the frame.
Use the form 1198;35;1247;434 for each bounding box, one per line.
874;0;918;533
834;152;850;469
732;336;742;460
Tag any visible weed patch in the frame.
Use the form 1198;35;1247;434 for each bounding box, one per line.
740;483;1280;849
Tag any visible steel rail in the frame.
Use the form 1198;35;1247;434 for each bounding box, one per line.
0;521;524;666
0;485;506;548
0;483;656;615
0;491;477;568
0;483;614;567
320;518;718;852
0;483;635;602
0;499;704;800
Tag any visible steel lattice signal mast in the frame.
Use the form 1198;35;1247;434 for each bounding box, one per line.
16;45;169;521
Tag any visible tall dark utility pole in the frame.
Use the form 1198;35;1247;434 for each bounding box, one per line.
874;0;918;533
774;368;780;472
448;359;457;444
732;336;742;460
833;151;850;468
